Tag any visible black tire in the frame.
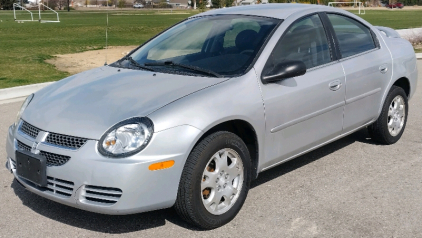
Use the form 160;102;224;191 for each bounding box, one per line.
174;131;251;229
368;86;408;145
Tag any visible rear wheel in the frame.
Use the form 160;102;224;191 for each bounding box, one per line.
368;86;408;144
175;131;251;229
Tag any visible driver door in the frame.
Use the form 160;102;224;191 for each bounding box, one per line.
259;14;346;169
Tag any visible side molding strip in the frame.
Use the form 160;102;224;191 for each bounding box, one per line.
270;101;345;133
345;88;381;105
270;88;381;133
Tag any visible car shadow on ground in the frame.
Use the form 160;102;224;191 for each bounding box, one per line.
11;128;378;233
251;128;378;188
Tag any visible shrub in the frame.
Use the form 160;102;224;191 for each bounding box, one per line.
117;0;126;8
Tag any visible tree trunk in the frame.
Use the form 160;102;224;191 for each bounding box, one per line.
193;0;196;9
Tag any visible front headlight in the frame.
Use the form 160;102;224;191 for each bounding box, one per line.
14;94;34;127
98;117;154;158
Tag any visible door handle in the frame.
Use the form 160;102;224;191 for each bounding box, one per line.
329;80;342;91
379;64;388;74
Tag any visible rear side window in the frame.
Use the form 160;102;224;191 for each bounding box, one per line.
327;14;376;58
264;14;332;71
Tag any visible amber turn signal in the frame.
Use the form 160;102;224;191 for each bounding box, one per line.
148;160;175;171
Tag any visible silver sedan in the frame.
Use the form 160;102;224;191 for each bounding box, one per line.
5;4;418;229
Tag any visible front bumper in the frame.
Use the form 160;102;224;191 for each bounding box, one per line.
6;123;201;215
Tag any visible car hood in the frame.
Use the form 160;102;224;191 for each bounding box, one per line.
22;66;228;139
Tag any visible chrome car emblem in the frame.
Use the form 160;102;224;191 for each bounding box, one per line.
31;141;40;154
30;131;49;155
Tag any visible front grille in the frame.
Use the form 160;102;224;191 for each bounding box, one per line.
20;121;40;138
19;121;88;150
17;140;31;152
46;176;74;197
81;185;123;205
16;140;71;167
46;133;87;150
40;151;70;167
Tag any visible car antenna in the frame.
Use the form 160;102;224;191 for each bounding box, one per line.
104;11;109;66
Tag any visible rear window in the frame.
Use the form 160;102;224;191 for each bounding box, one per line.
327;14;376;58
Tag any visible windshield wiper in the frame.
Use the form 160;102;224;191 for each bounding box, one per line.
144;61;221;78
120;56;155;72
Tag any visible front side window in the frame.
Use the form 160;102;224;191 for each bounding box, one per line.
120;15;280;77
264;14;332;73
327;14;376;58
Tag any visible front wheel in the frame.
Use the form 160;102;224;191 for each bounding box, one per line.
368;86;408;144
174;131;251;229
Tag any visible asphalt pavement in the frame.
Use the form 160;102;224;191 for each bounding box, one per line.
0;61;421;237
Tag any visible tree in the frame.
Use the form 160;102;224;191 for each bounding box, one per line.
45;0;69;9
47;0;58;8
117;0;125;7
211;0;224;7
0;0;18;10
225;0;233;6
158;0;168;7
186;0;197;8
57;0;65;9
197;0;206;11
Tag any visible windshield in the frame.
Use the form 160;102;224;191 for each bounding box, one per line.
115;15;280;77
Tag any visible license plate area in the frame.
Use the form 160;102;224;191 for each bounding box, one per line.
16;150;47;187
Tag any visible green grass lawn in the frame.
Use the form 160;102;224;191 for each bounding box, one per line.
348;10;422;29
0;10;197;89
0;9;421;89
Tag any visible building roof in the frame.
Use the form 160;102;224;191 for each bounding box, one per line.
194;3;331;20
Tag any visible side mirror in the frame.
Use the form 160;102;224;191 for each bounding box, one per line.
261;60;306;84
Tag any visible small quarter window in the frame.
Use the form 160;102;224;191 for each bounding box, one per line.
327;14;376;58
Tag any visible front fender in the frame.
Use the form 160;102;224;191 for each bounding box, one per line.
147;69;266;171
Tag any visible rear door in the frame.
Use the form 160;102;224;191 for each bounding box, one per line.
325;13;393;132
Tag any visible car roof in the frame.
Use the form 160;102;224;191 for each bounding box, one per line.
194;3;332;20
